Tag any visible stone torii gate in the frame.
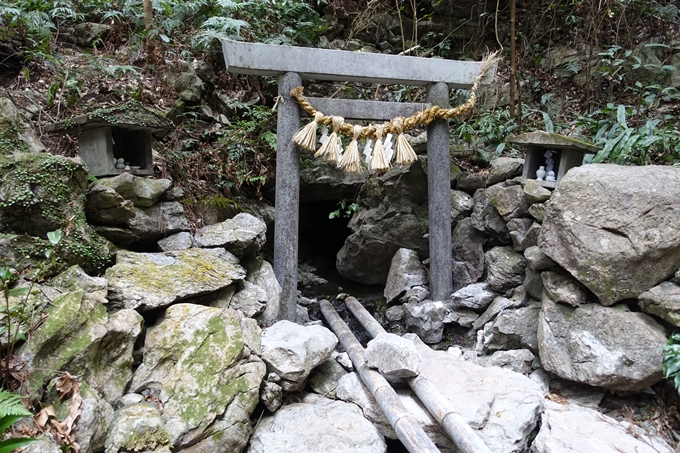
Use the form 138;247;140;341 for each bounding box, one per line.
221;40;494;321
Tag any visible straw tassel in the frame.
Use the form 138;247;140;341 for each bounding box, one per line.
315;116;344;163
371;125;390;173
392;117;418;165
292;111;324;151
339;125;365;173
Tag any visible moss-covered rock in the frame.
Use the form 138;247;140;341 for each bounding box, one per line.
0;97;45;156
105;403;171;453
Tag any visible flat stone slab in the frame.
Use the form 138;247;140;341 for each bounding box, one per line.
194;212;266;257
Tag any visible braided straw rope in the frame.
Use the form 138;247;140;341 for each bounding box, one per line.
290;51;499;141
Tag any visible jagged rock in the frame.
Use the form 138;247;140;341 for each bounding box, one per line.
240;317;262;353
98;173;171;207
532;400;674;453
249;392;386;453
457;172;488;193
443;307;479;327
507;218;538;251
244;257;281;327
64;22;111;46
336;159;429;285
403;300;446;343
411;335;544;453
298;262;328;286
174;67;203;103
539;164;680;306
524;268;544;300
19;291;143;403
450;283;498;311
230;280;267;318
485;183;529;222
638;281;680;327
52;264;108;305
483;303;541;353
472;296;524;330
157;231;194;251
84;184;135;226
105;403;171;453
365;333;420;378
482;349;534;375
487;157;524;186
260;373;283;412
51;382;113;453
106;248;245;311
471;188;510;242
0;234;46;273
542;271;589;307
0;97;45;154
129;305;266;449
524;246;557;271
300;159;369;202
452;218;486;291
401;285;430;304
308;359;349;399
451;189;474;224
523;180;551;204
538;297;667;391
24;439;63;453
161;186;184;201
384;248;428;303
194;212;266;257
261;320;338;391
485;246;527;293
528;203;546;222
92;225;140;247
127;201;190;241
385;305;404;322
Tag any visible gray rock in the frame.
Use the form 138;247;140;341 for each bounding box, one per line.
129;305;266;449
384;248;428;303
52;264;108;305
472;296;524;330
245;258;281;327
451;189;474;223
450;283;498;311
452;218;486;291
403;300;446;343
485;246;527;293
528;203;546;223
443;307;479;327
484;303;541;353
487;157;524;186
260;374;283;412
92;225;140;247
157;231;194;251
507;218;538;251
18;291;142;404
482;349;534;375
523;180;551;204
457;171;488;193
261;320;338;390
400;285;430;304
229;280;267;318
174;69;203;102
194;212;266;257
532;400;674;453
98;173;171;207
638;281;680;327
300;159;369;202
365;333;421;378
240;317;262;354
309;359;349;399
161;186;185;201
471;188;510;242
524;246;557;271
385;305;405;322
85;184;135;226
249;392;386;453
127;201;190;241
524;268;545;300
0;97;45;154
485;183;529;222
23;439;62;453
106;248;246;311
105;403;171;453
542;271;589;307
538;297;668;391
539;164;680;306
66;22;111;46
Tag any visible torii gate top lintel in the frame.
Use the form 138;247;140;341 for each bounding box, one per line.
220;40;496;323
221;40;495;88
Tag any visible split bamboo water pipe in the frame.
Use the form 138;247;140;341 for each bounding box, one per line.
318;300;441;453
344;296;492;453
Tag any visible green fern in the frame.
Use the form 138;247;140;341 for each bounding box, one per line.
0;390;36;453
663;333;680;393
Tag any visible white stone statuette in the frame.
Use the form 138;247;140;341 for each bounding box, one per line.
535;165;546;181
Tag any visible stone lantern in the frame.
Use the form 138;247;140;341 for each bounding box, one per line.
45;101;173;177
506;131;600;189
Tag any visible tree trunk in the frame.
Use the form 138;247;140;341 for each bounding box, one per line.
142;0;155;57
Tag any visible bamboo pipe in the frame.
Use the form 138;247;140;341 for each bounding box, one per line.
344;297;492;453
319;300;441;453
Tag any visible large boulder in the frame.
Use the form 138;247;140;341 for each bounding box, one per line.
127;201;190;242
249;392;386;453
97;173;171;207
451;218;486;291
107;248;245;311
539;164;680;306
194;212;267;257
129;304;266;450
337;159;429;285
300;159;369;202
0;97;45;155
84;184;136;226
384;248;428;303
538;297;668;391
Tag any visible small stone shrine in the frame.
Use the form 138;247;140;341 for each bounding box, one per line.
45;100;173;177
506;131;600;189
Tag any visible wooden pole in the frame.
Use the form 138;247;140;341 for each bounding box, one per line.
509;0;516;120
319;300;441;453
344;297;492;453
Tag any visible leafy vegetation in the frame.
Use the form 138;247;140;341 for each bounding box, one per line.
663;332;680;393
0;390;36;453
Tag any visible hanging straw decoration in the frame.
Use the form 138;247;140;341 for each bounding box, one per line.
339;125;365;173
315;115;344;163
292;111;324;151
371;125;390;173
391;117;418;165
